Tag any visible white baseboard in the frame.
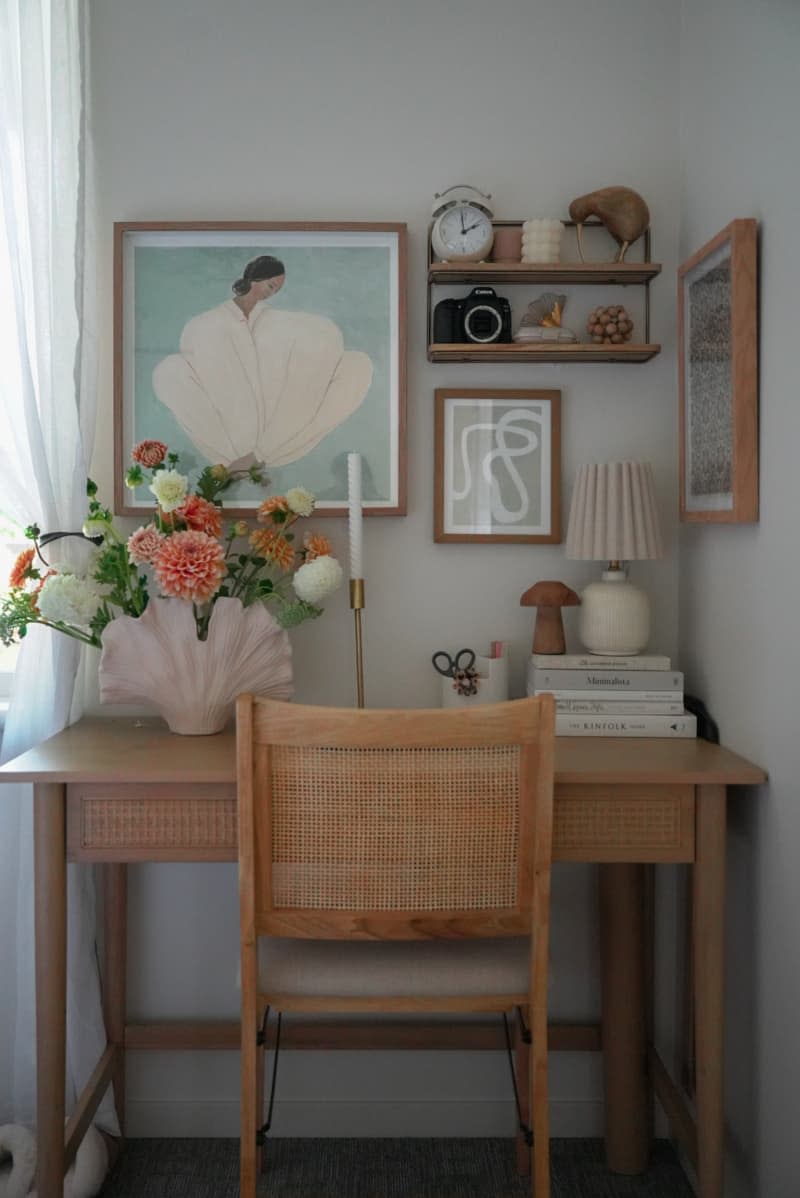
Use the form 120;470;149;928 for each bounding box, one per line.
126;1098;604;1139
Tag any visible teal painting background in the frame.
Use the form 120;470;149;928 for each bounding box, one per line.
131;242;393;504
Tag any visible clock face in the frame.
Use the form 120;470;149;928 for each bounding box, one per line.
433;204;494;260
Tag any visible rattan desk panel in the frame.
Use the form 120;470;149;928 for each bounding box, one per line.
67;781;693;864
553;783;694;862
67;783;237;861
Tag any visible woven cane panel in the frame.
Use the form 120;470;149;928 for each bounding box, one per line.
79;796;236;850
554;785;694;861
270;744;521;911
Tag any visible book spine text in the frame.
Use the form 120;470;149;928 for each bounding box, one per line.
556;713;697;738
555;699;684;715
531;654;671;671
532;669;683;691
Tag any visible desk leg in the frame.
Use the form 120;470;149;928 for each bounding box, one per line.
104;864;127;1134
694;784;726;1198
34;783;67;1196
600;863;649;1174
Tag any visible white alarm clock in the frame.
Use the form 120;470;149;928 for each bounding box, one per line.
431;185;495;262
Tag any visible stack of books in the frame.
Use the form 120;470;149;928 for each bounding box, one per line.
526;652;697;738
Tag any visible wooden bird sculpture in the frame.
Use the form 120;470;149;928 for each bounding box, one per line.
568;186;650;263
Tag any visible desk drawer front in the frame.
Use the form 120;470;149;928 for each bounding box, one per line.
67;784;237;861
553;784;694;862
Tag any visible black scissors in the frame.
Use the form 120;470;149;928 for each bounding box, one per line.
431;648;476;679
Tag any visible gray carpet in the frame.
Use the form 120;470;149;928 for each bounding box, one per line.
101;1138;694;1196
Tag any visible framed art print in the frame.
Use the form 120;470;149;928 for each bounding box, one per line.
678;218;758;523
114;222;407;517
434;388;561;543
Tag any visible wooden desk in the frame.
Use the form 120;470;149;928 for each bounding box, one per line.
0;717;765;1198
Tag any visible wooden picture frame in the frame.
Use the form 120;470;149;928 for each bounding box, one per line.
434;388;561;543
678;218;758;523
114;221;407;517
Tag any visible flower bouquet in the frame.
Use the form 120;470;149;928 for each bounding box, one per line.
1;440;344;733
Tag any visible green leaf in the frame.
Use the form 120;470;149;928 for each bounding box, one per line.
275;600;322;628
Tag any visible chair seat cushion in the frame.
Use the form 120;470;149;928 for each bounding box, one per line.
258;936;529;999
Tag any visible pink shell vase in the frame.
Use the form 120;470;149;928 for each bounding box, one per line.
98;596;293;735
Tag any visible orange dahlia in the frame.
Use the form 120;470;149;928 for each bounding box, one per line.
127;525;164;565
152;531;226;603
9;548;35;588
257;496;290;523
177;494;223;538
303;532;331;561
131;439;168;468
249;528;295;570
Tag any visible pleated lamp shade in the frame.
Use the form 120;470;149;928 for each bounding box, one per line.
565;461;663;562
565;461;663;655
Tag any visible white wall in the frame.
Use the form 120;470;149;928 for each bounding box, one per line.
677;1;800;1194
89;0;681;1136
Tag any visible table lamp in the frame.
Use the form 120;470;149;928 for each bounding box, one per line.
565;460;663;655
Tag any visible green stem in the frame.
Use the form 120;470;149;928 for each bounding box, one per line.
35;618;100;648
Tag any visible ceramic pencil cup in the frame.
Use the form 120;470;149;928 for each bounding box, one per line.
440;654;509;708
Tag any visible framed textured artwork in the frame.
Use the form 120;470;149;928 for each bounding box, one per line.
434;388;561;543
114;222;407;517
678;218;758;523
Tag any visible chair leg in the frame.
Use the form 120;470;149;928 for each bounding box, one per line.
240;1015;259;1198
531;1004;551;1198
256;1001;268;1175
515;1006;531;1175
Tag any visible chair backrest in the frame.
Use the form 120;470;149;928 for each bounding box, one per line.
237;695;555;942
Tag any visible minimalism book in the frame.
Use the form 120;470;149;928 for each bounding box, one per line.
532;668;683;692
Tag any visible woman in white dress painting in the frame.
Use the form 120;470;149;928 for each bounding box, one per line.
152;255;373;469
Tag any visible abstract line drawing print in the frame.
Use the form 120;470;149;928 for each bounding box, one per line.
445;399;551;535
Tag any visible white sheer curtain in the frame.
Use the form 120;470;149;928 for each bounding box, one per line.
0;0;116;1131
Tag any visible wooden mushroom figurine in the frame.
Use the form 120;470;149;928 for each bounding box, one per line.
520;580;580;654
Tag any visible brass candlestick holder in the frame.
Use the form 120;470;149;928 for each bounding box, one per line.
349;578;365;708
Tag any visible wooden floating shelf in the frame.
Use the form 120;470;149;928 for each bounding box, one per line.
427;343;661;364
428;261;662;286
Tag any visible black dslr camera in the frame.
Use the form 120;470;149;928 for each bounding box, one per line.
433;286;513;344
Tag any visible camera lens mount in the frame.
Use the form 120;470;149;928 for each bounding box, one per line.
463;303;503;343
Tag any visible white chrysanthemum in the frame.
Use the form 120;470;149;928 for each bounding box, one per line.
148;468;188;513
285;487;315;517
38;573;101;629
292;555;343;604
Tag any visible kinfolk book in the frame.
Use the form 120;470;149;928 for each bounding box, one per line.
556;712;697;738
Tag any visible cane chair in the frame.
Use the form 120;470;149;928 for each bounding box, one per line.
236;694;556;1197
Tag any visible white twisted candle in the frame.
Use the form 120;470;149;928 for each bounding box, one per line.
347;452;363;578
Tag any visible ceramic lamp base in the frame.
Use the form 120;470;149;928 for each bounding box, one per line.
578;569;650;656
